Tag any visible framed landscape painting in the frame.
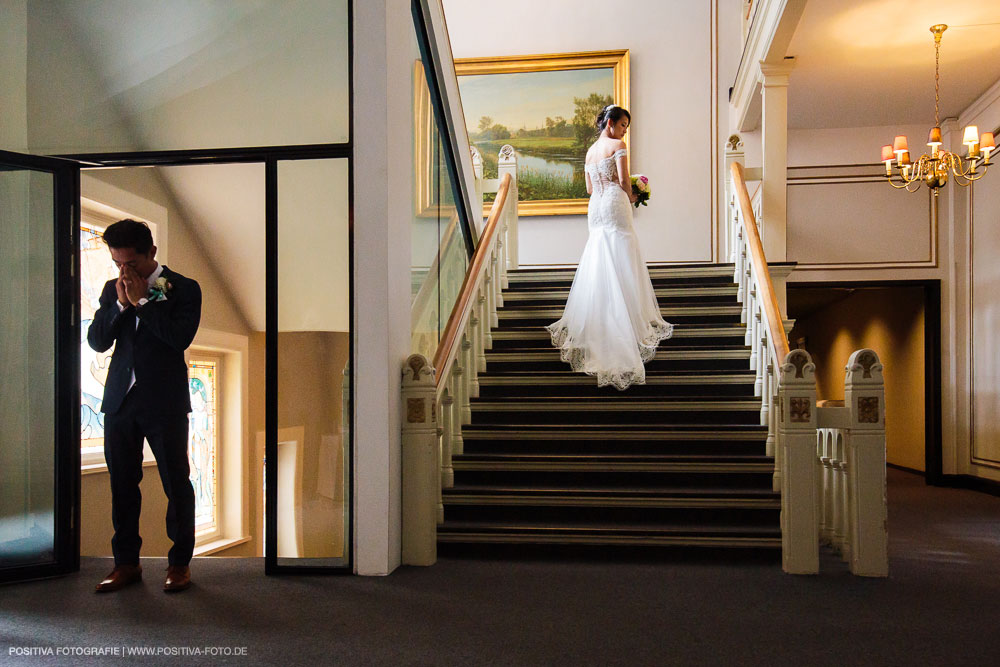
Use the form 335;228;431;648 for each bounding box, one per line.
456;50;630;217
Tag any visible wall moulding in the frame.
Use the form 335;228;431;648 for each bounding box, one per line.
786;164;937;271
968;184;1000;470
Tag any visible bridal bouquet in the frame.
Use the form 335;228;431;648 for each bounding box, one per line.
631;174;650;208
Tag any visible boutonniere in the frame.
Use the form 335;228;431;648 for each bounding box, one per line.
148;276;173;302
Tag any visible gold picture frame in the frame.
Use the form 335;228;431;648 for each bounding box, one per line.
455;49;630;217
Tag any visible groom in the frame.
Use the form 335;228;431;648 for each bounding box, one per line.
87;219;202;593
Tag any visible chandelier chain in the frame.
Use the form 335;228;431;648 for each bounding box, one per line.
934;32;940;127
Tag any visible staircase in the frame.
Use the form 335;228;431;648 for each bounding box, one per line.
437;264;781;551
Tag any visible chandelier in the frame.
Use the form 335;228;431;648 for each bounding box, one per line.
881;24;995;195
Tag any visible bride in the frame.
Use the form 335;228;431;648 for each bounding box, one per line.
546;105;673;390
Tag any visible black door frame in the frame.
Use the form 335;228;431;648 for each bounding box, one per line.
786;279;943;484
63;146;356;576
0;149;81;585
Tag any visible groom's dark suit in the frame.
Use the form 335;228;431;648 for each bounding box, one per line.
87;265;202;566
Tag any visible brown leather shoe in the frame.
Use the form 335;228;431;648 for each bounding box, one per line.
163;565;191;592
95;564;142;592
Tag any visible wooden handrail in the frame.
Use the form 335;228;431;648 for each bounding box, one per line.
730;161;790;362
433;172;512;388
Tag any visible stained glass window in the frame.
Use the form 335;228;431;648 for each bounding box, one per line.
80;223;118;457
188;360;219;535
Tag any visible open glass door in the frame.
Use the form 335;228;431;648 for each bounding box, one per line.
0;150;80;584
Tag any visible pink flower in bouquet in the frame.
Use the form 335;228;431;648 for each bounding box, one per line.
630;174;651;207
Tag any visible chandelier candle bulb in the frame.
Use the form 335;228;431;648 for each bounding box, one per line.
981;132;995;163
881;145;894;175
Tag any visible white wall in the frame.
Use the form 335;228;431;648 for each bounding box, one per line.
957;78;1000;483
0;0;27;152
443;0;732;266
771;82;1000;484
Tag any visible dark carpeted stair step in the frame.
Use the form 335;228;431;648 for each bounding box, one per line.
498;305;743;328
489;325;749;350
436;522;781;548
484;346;752;372
501;285;739;308
476;372;758;398
505;264;738;289
468;397;763;426
460;424;768;456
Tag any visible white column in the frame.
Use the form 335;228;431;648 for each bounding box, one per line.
400;355;437;566
758;62;794;262
353;0;413;575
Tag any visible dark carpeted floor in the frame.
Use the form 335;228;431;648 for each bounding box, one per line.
1;469;998;666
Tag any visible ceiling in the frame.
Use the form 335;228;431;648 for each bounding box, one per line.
33;0;349;330
785;0;1000;129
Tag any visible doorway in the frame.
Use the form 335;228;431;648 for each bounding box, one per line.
786;281;942;481
75;156;353;574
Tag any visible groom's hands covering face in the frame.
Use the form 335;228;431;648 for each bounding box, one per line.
121;265;147;307
115;269;130;306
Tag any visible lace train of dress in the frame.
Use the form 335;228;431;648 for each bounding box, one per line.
546;148;673;390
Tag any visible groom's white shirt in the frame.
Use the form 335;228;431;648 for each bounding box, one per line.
116;262;163;393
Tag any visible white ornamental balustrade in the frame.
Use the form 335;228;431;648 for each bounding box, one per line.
400;170;517;566
727;136;888;576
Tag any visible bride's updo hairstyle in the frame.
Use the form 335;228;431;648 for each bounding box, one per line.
595;104;631;131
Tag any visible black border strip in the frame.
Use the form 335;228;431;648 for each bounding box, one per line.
264;158;279;575
787;279;943;486
56;143;349;168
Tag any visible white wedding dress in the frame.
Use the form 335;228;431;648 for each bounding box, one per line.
546;148;673;390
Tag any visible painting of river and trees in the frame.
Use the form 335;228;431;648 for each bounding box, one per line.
456;50;630;216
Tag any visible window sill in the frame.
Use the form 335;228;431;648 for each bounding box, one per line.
194;536;252;556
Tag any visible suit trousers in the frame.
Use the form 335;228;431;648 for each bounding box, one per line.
103;389;195;566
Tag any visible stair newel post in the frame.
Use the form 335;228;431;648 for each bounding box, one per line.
725;135;744;264
471;146;484;225
844;349;888;577
777;349;820;574
498;144;519;271
450;364;465;456
400;355;438;566
460;332;473;424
